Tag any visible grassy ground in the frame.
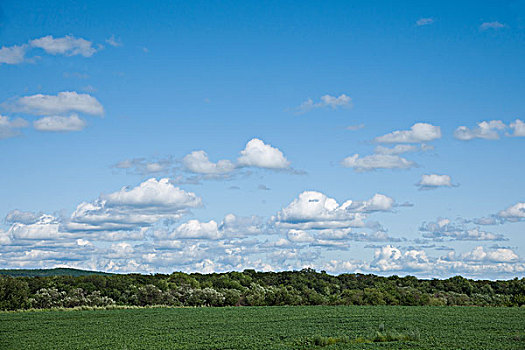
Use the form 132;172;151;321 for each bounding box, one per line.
1;305;524;349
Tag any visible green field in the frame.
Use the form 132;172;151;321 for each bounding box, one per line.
1;306;524;349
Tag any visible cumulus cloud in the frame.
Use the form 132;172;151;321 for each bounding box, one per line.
30;35;98;57
351;194;395;213
454;120;506;140
371;245;431;272
33;114;86;132
237;138;290;169
459;246;518;263
109;242;134;258
115;138;293;181
342;130;437;172
480;22;506;30
374;123;441;143
171;220;221;240
0;115;28;139
183;150;235;175
296;94;352;113
274;191;364;230
509;119;525;137
274;191;394;230
341;154;415;171
473;202;525;226
218;214;266;238
498;202;525;222
0;44;27;64
287;229;315;243
417;174;454;190
103;178;201;209
9;91;104;116
7;214;76;240
66;178;202;232
419;218;505;241
416;18;434;26
279;226;402;251
323;245;524;277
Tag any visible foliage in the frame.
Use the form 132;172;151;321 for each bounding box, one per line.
1;269;524;310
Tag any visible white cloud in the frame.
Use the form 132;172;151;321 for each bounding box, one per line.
66;178;202;232
296;94;352;113
116;138;292;181
238;138;290;169
374;123;441;143
509;119;525;137
419;218;505;241
416;18;434;26
364;245;525;277
480;22;506;30
0;115;28;139
374;144;419;155
473;217;500;226
33;114;86;132
274;191;363;230
172;220;221;240
417;174;454;190
460;246;518;263
219;214;266;237
0;44;27;64
0;229;12;245
346;123;365;131
341;154;415;171
146;163;165;173
287;229;315;243
274;191;394;230
498;202;525;222
5;210;41;224
7;214;76;240
337;193;395;213
103;178;201;209
105;35;122;47
110;242;134;258
314;228;400;244
183;150;235;175
10;91;104;116
454;120;506;140
371;245;431;272
30;35;98;57
113;157;174;175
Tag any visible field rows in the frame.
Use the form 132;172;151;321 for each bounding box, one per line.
1;305;524;349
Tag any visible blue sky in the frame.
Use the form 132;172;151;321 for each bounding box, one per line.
0;0;524;278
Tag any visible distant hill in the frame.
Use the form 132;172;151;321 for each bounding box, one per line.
0;268;113;277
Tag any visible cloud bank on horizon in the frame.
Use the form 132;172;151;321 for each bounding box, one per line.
0;1;524;279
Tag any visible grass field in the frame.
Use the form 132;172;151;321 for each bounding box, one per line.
1;306;524;349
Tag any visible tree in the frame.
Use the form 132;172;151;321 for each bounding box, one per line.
0;276;31;310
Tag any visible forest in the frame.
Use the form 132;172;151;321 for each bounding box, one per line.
1;269;524;311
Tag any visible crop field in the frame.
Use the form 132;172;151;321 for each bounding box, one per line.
1;306;524;349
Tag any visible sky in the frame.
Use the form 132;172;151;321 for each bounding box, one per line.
0;0;524;279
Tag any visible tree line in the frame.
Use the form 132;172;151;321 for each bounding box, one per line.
1;269;524;311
